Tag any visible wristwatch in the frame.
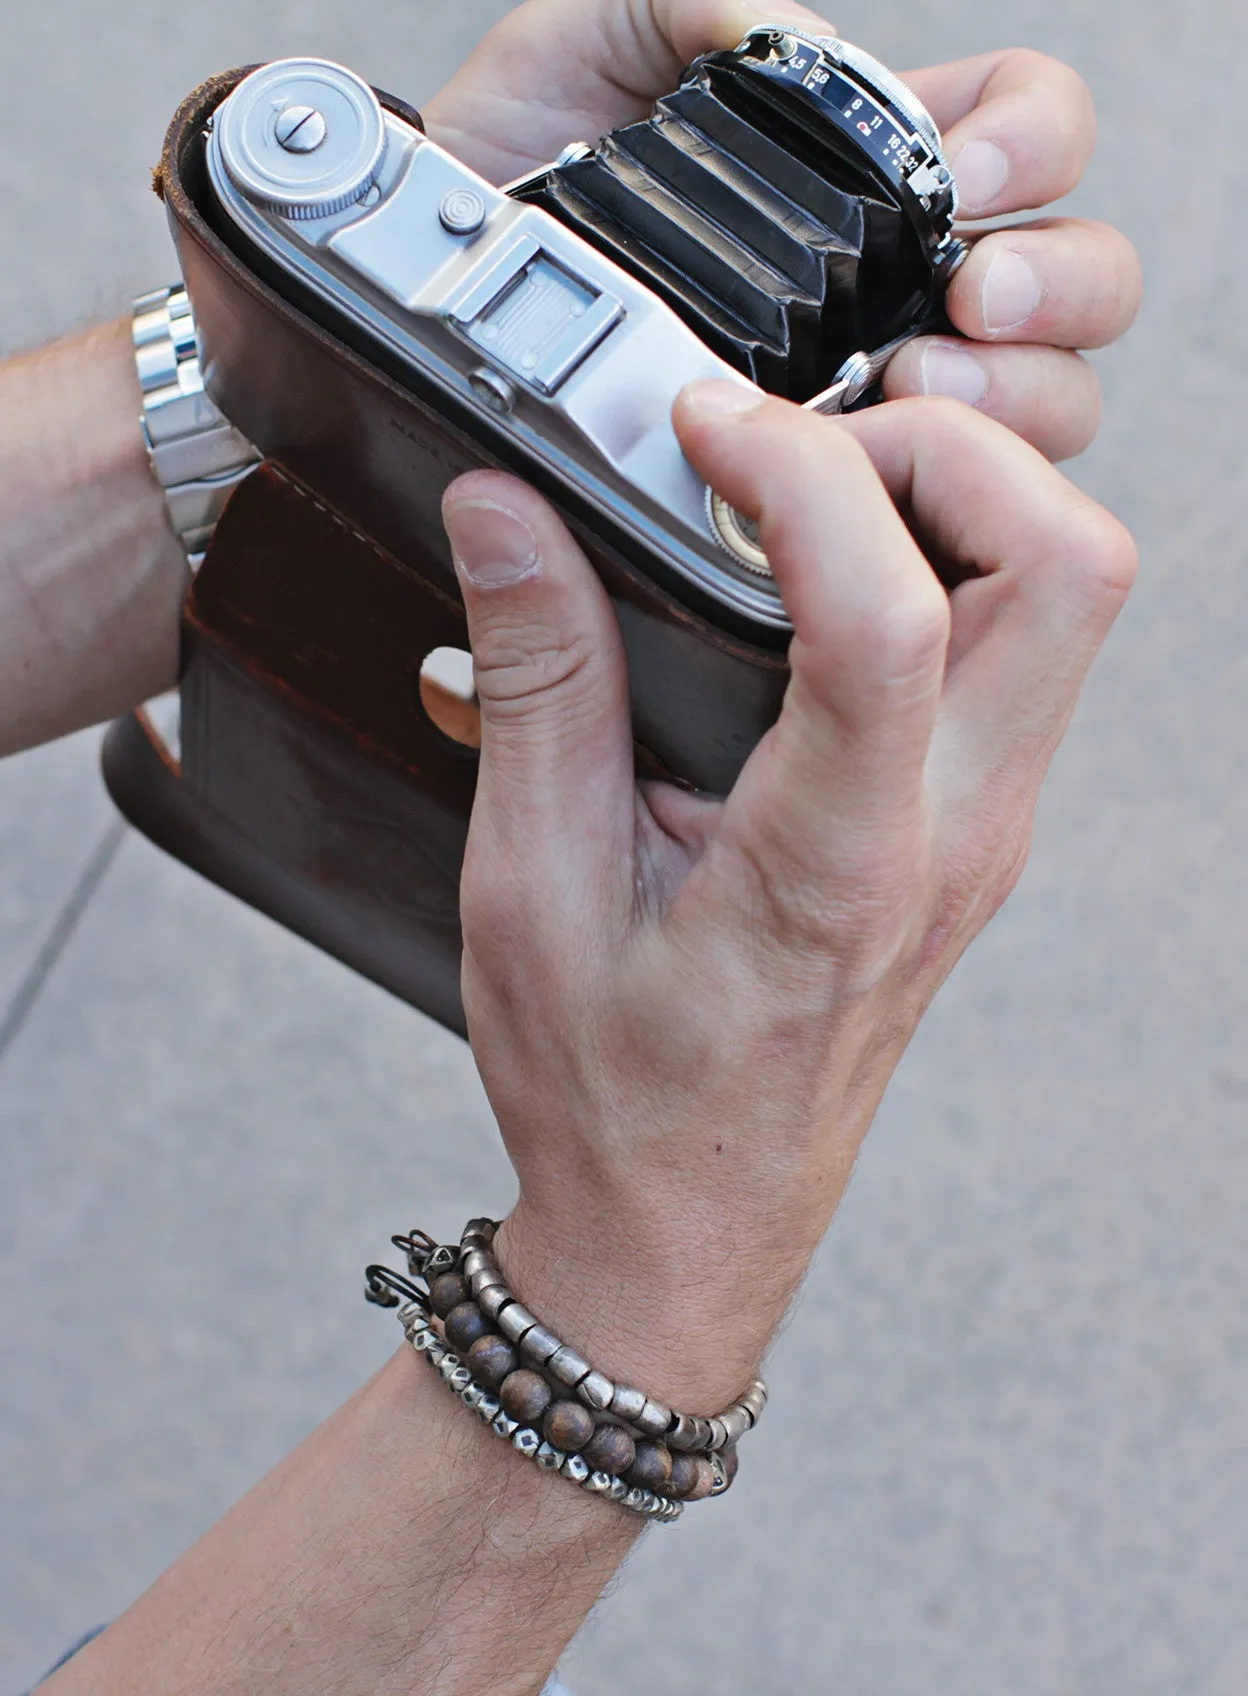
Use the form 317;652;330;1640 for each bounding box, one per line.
132;283;260;567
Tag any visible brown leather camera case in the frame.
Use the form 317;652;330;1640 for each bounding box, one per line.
103;69;791;1038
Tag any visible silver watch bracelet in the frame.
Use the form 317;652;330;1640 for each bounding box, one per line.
132;284;260;568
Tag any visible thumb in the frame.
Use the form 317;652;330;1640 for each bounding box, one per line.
441;471;635;916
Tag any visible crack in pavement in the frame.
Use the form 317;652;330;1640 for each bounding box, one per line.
0;817;127;1065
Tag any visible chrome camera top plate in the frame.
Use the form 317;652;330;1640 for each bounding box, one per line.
207;58;791;631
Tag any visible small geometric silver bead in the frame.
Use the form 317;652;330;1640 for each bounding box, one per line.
519;1324;562;1367
425;1245;459;1277
709;1453;730;1495
608;1477;629;1503
624;1487;648;1513
425;1342;447;1366
547;1345;592;1388
492;1412;519;1440
583;1470;613;1495
478;1285;512;1321
636;1400;672;1439
563;1454;590;1485
707;1418;728;1451
476;1394;501;1422
437;1352;463;1382
535;1442;565;1470
449;1365;473;1393
498;1303;538;1344
397;1301;424;1328
645;1495;665;1517
410;1327;439;1352
578;1370;614;1412
513;1427;542;1458
461;1385;483;1410
610;1385;647;1423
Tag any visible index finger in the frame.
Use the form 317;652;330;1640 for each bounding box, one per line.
903;49;1097;218
836;399;1137;803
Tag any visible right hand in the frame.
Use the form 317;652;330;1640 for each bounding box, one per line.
425;1;1142;463
440;394;1137;1412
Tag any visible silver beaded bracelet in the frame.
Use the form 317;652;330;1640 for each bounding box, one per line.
395;1296;684;1523
367;1219;767;1519
449;1219;767;1453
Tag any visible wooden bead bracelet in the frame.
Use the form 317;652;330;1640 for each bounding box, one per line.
419;1219;766;1450
400;1298;685;1522
366;1218;765;1518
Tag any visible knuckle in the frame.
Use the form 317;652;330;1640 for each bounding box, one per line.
1006;47;1095;117
933;824;1035;954
901;393;983;438
1037;354;1101;461
460;858;539;966
864;582;952;679
1056;502;1139;604
997;50;1095;190
739;840;929;999
472;624;595;717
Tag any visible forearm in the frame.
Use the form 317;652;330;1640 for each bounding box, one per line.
39;1168;836;1696
0;318;186;757
46;1342;637;1696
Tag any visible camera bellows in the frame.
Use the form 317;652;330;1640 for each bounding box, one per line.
514;59;932;402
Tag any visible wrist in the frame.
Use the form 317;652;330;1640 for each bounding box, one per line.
492;1199;788;1416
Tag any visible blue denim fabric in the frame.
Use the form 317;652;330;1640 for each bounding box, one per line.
29;1627;106;1690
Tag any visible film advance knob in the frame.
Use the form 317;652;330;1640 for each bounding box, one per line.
215;58;388;220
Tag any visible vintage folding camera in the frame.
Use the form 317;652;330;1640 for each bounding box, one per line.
105;30;963;1034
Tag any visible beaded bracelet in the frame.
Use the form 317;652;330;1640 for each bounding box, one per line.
366;1219;766;1519
393;1294;684;1522
444;1219;767;1453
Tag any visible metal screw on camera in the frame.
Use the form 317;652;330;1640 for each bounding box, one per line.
469;367;518;415
275;105;328;153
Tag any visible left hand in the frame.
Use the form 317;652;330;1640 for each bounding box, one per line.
425;1;1142;464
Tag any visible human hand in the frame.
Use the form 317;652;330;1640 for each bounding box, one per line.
440;392;1137;1416
424;1;1141;464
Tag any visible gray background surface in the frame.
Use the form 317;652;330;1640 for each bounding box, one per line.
0;2;1243;1693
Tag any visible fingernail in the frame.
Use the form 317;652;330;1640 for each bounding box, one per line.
981;248;1045;333
951;138;1010;216
679;379;767;420
444;500;540;588
920;339;988;408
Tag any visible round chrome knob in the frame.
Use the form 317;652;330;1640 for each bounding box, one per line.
214;59;387;221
